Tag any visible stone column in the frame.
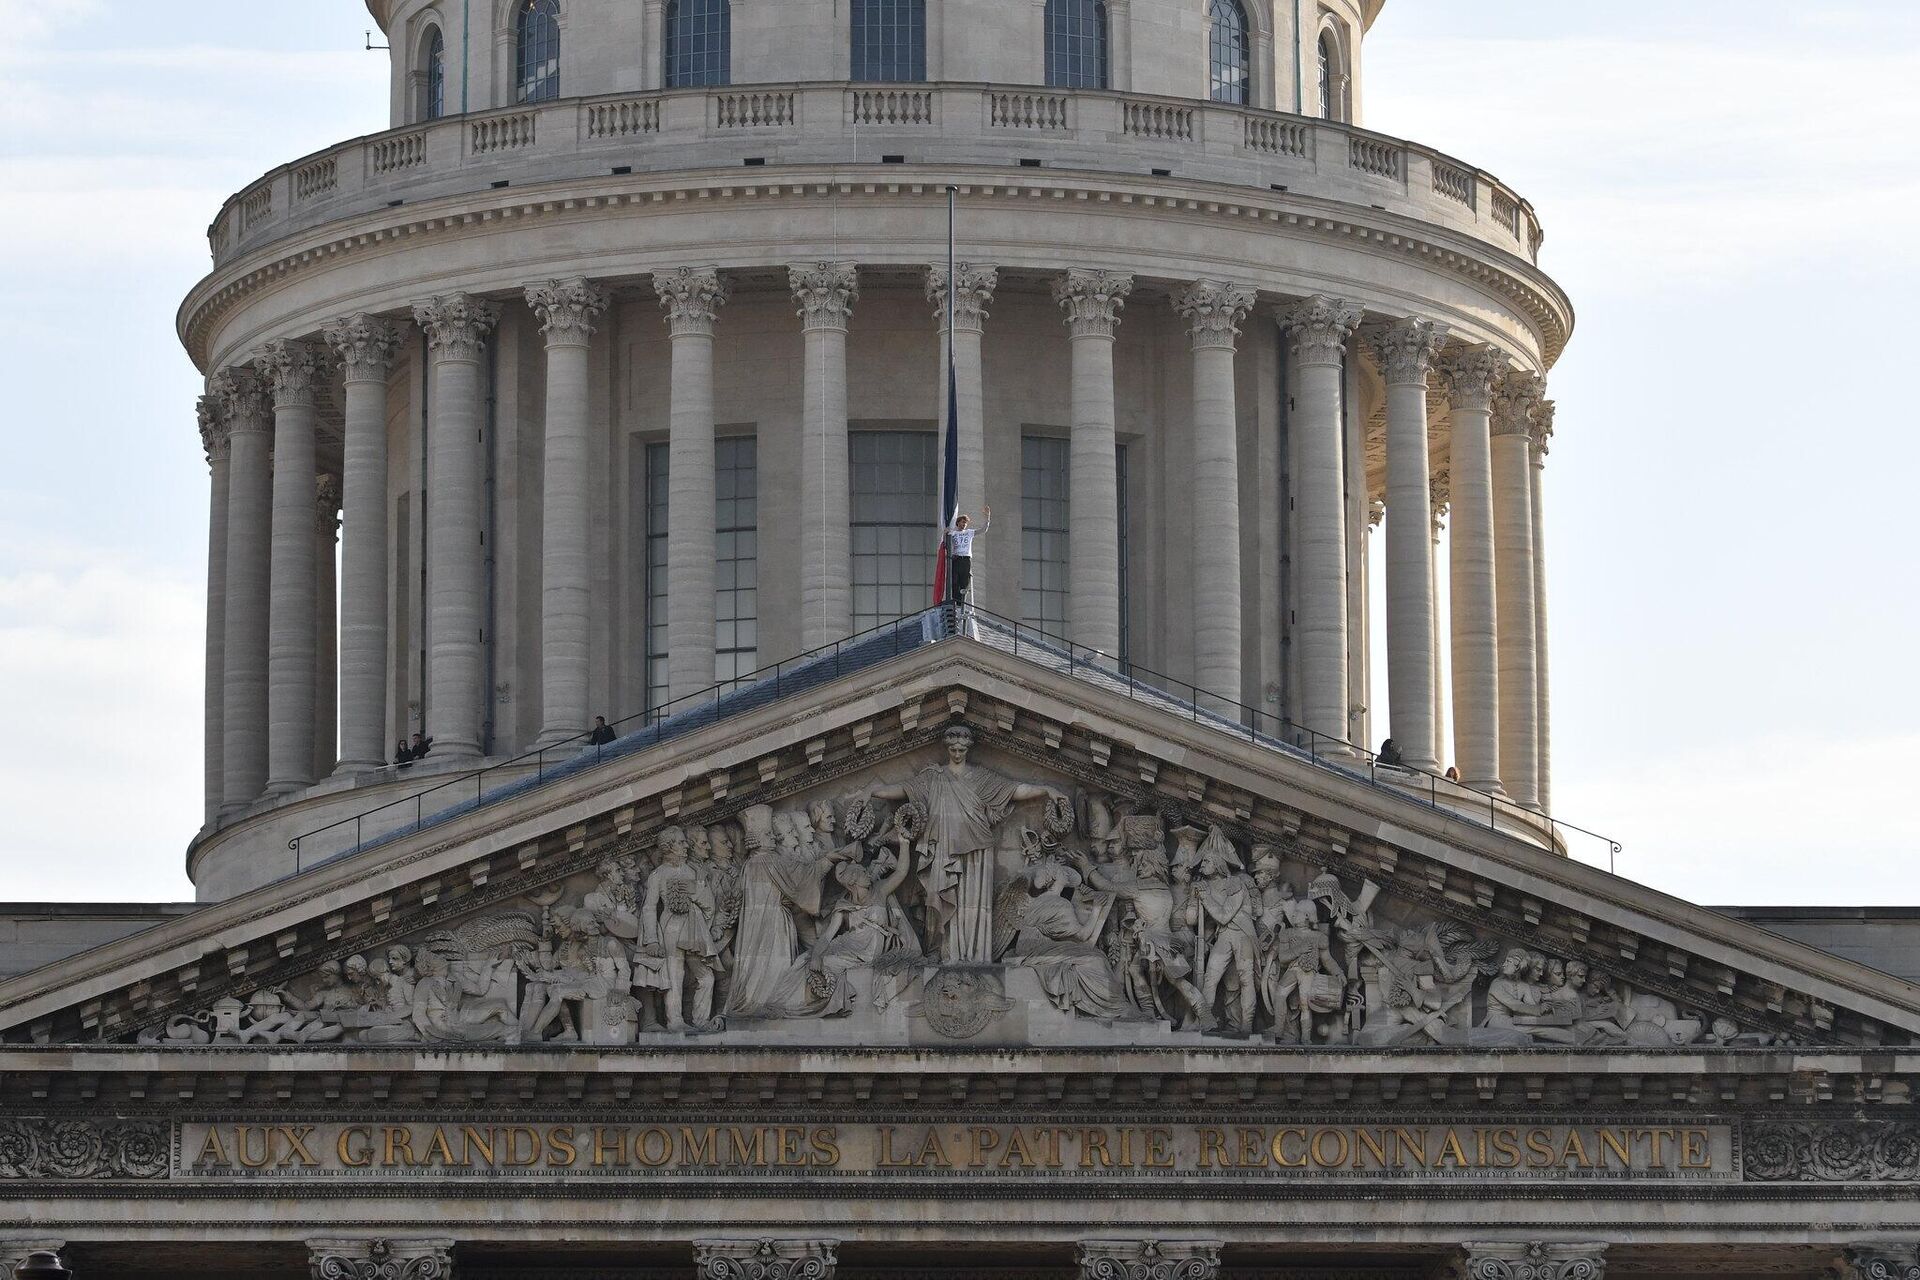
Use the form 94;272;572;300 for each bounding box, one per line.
1492;369;1545;810
693;1238;838;1279
1281;294;1364;746
790;262;859;651
1054;268;1134;658
1457;1242;1608;1280
655;267;730;703
1369;317;1446;772
322;313;401;775
411;293;498;761
927;262;998;592
308;1238;455;1279
1436;344;1507;793
198;393;230;826
1836;1246;1920;1280
1530;400;1556;814
256;337;329;795
1169;280;1255;708
313;475;340;777
526;278;611;745
214;368;272;812
1429;474;1450;770
1077;1239;1223;1279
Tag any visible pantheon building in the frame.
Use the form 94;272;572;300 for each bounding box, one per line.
2;2;1917;1278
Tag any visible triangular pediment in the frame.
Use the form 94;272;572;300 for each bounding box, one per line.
5;637;1917;1056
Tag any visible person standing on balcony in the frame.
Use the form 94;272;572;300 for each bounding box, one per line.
947;506;990;605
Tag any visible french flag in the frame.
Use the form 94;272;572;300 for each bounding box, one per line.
931;357;960;605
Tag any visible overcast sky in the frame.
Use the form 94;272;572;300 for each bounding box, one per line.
1;1;1915;906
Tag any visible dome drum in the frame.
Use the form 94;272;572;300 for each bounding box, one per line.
205;83;1542;279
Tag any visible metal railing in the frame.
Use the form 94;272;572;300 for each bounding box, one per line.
288;603;1621;876
953;606;1622;875
287;609;945;872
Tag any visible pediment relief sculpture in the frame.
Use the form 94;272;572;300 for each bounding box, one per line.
134;727;1795;1051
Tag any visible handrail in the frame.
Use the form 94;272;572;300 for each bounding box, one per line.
952;606;1621;875
287;608;941;869
287;603;1621;877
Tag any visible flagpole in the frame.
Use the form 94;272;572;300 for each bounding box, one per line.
945;186;958;629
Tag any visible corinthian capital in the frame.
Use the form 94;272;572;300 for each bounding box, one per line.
654;266;729;338
1053;269;1135;339
1368;316;1448;384
788;262;859;331
926;262;998;332
1836;1245;1920;1280
322;313;402;381
1491;370;1546;437
1173;279;1256;349
253;338;331;410
1435;344;1509;412
308;1238;454;1280
411;292;498;362
1282;294;1365;365
1458;1242;1608;1280
213;367;272;435
1077;1238;1223;1280
1530;398;1556;461
197;393;229;464
526;277;611;346
693;1238;838;1280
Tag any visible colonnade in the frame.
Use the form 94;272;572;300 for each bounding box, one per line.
196;269;1556;826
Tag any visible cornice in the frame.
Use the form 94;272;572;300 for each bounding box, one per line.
175;164;1574;374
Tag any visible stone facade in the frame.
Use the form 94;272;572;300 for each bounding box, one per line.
9;4;1912;1276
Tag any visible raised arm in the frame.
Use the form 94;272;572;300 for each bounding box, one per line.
1009;781;1066;804
866;781;910;803
876;838;915;900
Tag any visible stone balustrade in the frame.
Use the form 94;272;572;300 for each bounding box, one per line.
205;82;1545;270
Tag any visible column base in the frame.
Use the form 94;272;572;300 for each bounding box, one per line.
534;727;585;751
331;757;387;778
1463;776;1509;797
266;778;311;797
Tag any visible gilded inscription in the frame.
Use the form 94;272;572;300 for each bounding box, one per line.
176;1121;1735;1180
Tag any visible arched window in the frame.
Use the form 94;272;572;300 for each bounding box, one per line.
851;0;926;83
1207;0;1250;105
665;0;731;88
1045;0;1108;89
423;27;446;120
514;0;561;104
1317;31;1338;119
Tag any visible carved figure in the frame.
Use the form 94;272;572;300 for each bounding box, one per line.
866;725;1067;963
1253;857;1343;1043
1188;827;1259;1034
1006;861;1146;1022
640;826;724;1031
724;804;856;1018
409;946;518;1043
1069;829;1211;1032
766;820;922;1018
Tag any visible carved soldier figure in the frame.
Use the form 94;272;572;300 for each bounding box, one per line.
1253;854;1343;1041
865;725;1067;963
1187;827;1260;1034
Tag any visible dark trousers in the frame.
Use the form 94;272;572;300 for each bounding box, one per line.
949;554;973;603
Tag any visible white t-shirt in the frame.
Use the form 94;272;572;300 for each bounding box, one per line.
948;513;989;555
